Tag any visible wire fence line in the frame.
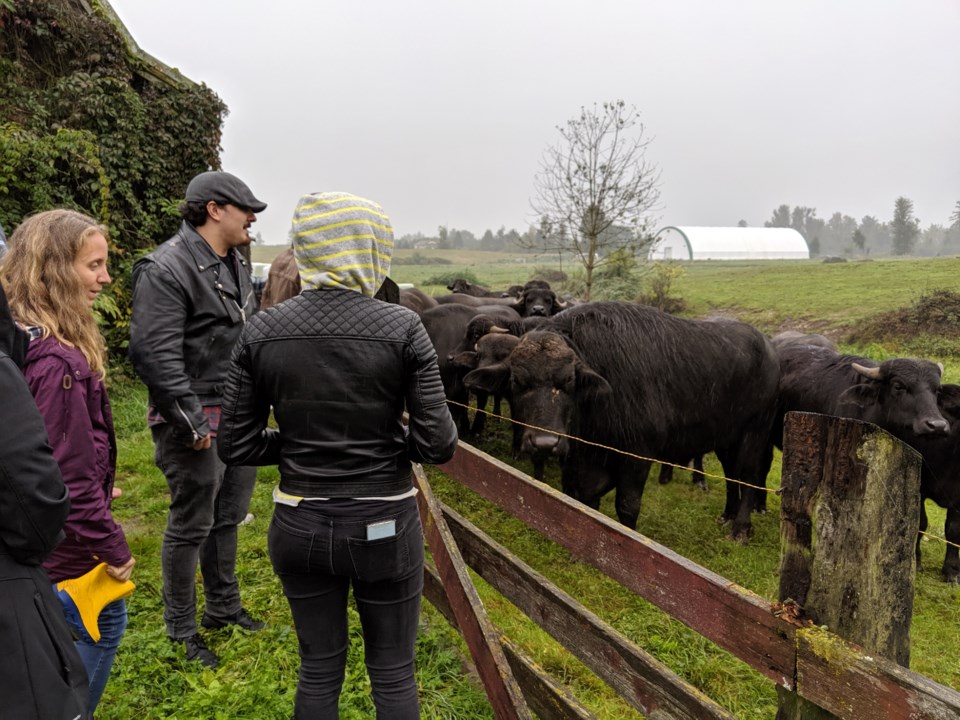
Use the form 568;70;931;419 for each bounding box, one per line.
446;398;960;553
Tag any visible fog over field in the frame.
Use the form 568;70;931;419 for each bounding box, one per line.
109;0;959;244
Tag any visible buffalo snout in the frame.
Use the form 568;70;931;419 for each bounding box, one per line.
523;430;566;458
918;416;950;435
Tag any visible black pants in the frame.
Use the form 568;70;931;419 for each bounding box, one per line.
268;497;424;720
152;425;257;638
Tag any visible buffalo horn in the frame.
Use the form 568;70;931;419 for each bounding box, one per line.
851;363;882;380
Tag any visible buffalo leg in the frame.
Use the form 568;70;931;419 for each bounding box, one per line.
943;507;960;583
562;450;613;513
469;391;488;436
614;458;652;530
531;454;546;482
691;455;707;492
718;437;771;543
658;463;673;484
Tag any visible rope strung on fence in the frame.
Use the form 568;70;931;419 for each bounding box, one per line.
446;398;960;555
446;399;777;496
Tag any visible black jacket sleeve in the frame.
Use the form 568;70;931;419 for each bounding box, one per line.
0;355;70;565
129;258;209;445
404;316;459;465
217;324;281;467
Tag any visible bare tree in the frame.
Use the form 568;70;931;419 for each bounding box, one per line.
529;101;660;300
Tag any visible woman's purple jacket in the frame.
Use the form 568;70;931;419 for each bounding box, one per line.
24;336;130;582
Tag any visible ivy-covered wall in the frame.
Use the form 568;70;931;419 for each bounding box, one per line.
0;0;227;356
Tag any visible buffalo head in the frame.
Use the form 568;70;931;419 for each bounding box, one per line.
463;331;611;463
840;359;949;437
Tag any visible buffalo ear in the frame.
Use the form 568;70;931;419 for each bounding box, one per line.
464;363;509;394
575;361;612;399
450;350;479;371
838;382;880;410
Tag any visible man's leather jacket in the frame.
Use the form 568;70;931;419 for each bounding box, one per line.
130;222;258;445
217;288;458;497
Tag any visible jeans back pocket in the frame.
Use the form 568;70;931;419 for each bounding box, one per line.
346;522;422;583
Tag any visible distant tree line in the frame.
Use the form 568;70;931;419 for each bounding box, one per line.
764;198;960;258
396;225;544;252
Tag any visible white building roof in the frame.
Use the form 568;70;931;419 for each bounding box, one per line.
649;226;810;261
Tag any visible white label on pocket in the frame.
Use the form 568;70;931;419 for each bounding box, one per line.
366;520;396;540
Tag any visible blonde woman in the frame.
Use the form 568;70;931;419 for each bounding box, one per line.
0;209;135;715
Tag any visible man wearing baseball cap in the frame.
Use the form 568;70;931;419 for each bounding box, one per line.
129;171;266;668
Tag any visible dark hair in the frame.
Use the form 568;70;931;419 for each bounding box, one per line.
179;200;211;227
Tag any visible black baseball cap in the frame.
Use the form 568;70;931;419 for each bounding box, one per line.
185;171;267;213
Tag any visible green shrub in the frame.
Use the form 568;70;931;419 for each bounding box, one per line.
637;262;687;314
422;269;481;287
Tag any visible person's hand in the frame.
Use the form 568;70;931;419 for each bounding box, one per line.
111;486;123;500
193;434;212;451
106;556;136;582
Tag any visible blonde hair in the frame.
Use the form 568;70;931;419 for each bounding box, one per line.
0;209;109;377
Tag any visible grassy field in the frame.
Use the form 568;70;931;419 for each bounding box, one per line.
101;253;960;718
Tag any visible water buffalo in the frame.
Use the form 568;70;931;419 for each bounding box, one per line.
434;293;519;308
399;287;438;315
514;286;566;317
901;383;960;582
770;330;837;352
463;302;780;541
772;344;949;452
451;332;522;445
422;304;520;435
447;278;496;296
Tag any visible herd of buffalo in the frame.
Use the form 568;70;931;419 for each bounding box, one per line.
400;278;960;584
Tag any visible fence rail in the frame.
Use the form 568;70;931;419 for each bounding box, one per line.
417;437;960;719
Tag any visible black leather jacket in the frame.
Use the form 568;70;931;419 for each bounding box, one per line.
130;222;258;445
217;288;458;497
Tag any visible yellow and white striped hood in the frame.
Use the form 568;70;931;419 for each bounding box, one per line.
290;191;394;297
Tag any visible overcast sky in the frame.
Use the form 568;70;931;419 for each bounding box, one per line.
108;0;959;245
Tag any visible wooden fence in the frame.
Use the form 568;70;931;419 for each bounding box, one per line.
415;412;960;719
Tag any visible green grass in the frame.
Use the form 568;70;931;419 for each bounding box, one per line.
100;255;960;718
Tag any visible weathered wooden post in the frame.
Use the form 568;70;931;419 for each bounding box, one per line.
777;411;922;720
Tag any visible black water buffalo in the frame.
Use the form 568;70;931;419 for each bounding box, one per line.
434;293;518;308
770;330;837;351
447;278;496;296
422;304;520;435
399;287;438;315
463;302;780;540
421;304;484;434
772;344;948;453
902;384;960;582
514;286;566;317
451;332;522;444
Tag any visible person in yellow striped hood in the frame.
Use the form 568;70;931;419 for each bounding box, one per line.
291;191;394;296
218;191;457;718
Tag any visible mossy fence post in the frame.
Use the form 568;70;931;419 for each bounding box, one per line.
776;411;921;720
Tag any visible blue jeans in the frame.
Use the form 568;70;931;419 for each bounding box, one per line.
59;595;127;714
268;497;424;720
152;424;257;638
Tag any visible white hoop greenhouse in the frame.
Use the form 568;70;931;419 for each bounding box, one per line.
648;226;810;261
